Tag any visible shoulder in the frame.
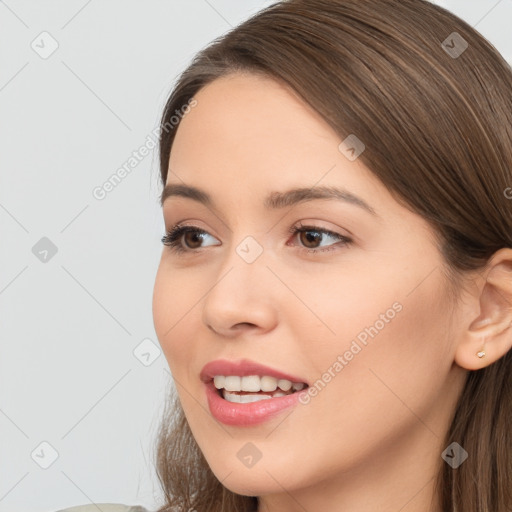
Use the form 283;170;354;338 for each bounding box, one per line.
54;504;150;512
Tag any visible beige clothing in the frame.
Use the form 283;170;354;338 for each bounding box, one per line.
55;504;149;512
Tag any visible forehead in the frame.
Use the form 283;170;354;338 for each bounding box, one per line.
168;72;342;170
165;73;398;222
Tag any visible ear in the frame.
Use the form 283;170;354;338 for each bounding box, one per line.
454;248;512;370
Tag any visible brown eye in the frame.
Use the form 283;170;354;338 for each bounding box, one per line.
182;230;205;249
161;225;220;253
289;224;353;254
298;230;323;249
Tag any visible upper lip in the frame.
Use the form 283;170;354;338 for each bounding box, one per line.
200;358;308;385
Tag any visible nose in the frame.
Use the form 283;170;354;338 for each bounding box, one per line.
202;246;279;339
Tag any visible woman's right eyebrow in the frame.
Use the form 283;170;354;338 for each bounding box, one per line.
161;183;378;217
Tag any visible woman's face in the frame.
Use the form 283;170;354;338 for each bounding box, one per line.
152;73;468;507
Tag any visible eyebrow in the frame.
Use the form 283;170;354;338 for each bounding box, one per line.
160;183;377;216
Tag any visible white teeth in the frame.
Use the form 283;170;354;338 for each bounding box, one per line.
260;376;277;392
223;391;240;403
224;376;241;391
277;379;292;391
223;390;273;403
213;376;225;389
241;375;261;392
213;374;306;393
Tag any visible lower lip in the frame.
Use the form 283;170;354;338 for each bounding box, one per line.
204;381;308;426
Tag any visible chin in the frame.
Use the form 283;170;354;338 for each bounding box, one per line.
212;468;291;497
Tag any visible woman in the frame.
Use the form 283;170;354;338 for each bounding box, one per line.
61;0;512;510
152;0;512;511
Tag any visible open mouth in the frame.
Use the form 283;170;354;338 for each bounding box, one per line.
212;375;309;403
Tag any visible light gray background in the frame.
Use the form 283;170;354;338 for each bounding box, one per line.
0;1;510;512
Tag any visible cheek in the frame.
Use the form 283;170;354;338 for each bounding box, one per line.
152;261;197;371
294;257;448;379
300;266;453;440
284;263;404;363
300;255;451;365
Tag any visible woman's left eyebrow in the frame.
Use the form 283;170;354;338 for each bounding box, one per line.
161;183;378;217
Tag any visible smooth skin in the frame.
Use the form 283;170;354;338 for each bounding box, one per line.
152;73;512;512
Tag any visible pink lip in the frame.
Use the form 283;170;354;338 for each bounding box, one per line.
200;358;309;427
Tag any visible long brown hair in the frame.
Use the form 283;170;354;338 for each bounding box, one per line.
154;1;512;510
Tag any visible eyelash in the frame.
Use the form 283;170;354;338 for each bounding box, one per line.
161;223;353;255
